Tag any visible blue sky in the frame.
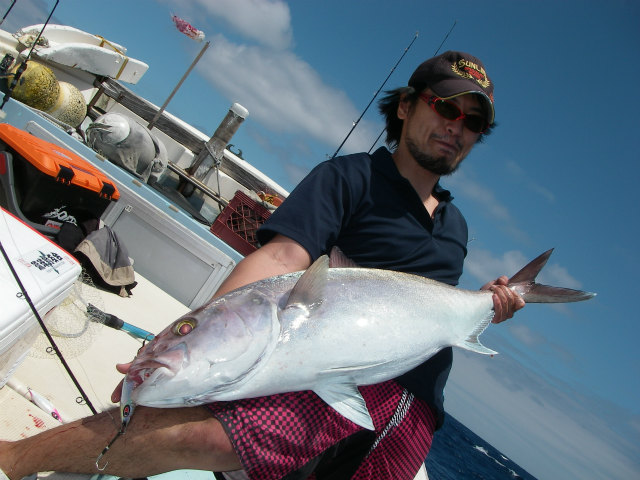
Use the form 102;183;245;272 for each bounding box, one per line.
4;0;639;478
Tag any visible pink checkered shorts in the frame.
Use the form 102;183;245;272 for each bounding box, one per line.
207;380;436;479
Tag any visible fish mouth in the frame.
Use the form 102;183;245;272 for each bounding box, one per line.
85;122;112;132
126;359;175;388
126;342;187;390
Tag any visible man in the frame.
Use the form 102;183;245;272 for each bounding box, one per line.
0;50;523;480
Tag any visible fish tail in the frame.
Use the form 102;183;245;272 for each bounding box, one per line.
508;249;596;303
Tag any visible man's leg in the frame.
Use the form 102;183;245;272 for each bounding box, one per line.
0;405;241;479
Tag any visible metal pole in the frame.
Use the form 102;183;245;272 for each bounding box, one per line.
147;40;210;130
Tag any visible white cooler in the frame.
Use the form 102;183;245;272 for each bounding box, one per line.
0;207;81;387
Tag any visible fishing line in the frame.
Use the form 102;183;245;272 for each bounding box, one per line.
0;238;98;415
367;20;458;154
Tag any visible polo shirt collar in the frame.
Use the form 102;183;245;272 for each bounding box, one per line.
370;147;454;203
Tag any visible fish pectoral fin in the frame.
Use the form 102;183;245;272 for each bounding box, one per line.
314;378;374;430
284;255;329;310
456;331;498;355
457;340;498;355
455;312;497;355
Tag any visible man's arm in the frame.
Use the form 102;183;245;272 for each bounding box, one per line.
212;234;312;298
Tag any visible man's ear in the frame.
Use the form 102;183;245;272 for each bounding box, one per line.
397;95;410;120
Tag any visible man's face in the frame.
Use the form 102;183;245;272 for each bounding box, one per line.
398;90;483;175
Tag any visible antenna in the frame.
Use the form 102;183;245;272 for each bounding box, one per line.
330;31;419;160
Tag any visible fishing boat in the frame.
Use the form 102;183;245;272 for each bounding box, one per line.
0;14;429;480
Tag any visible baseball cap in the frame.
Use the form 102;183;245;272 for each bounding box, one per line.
409;50;495;124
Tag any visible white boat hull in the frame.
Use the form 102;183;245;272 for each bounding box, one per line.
19;24;148;84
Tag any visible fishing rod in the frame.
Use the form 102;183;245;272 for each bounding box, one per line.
330;31;419;160
367;20;457;154
0;0;18;27
0;238;98;415
0;0;60;110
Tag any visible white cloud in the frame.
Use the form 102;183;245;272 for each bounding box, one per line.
463;248;528;284
446;347;640;479
505;159;556;203
445;169;533;245
1;0;50;33
463;247;585;292
192;0;293;50
196;34;376;152
447;170;512;222
508;323;545;346
161;0;293;50
160;0;379;157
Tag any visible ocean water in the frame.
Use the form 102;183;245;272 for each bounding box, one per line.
425;415;537;479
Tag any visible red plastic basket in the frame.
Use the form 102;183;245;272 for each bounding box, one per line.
210;190;272;256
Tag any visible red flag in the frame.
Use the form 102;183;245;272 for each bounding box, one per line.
171;14;205;42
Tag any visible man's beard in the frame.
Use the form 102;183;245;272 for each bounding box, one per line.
406;138;462;176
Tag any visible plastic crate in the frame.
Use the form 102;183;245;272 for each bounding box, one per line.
210;190;272;256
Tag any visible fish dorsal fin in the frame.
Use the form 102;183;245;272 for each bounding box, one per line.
509;249;553;284
284;255;329;310
314;377;374;430
456;312;498;355
328;246;360;268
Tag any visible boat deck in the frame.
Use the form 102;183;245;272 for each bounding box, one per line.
0;270;218;480
0;269;428;480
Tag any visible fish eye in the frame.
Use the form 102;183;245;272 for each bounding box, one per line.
251;293;266;305
173;318;197;336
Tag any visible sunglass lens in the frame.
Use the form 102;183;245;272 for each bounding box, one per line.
463;115;488;133
433;99;462;121
426;96;489;133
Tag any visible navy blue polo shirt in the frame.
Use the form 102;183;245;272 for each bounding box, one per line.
258;147;468;426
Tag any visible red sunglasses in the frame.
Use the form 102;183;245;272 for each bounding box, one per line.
419;94;489;134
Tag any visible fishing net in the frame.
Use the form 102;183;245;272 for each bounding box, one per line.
29;270;103;359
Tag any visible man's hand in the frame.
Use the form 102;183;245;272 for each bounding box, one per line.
481;276;525;323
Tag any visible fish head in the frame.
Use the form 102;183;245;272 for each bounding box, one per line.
86;113;131;145
124;287;281;407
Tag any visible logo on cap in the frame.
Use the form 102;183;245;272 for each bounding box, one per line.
451;59;491;89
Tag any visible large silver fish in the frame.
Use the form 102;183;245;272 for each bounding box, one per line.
85;112;168;183
120;249;594;430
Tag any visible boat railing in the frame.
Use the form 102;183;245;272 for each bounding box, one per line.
87;76;284;206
